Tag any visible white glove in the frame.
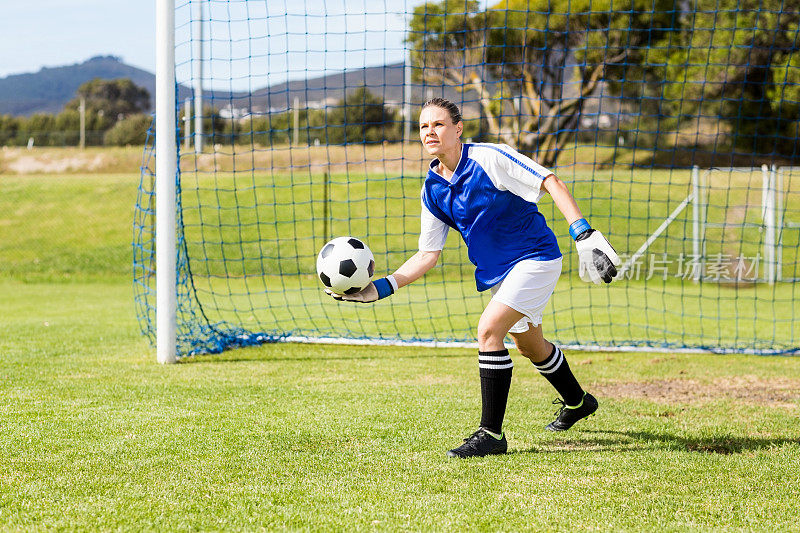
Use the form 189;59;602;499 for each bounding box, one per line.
324;283;379;303
575;229;621;284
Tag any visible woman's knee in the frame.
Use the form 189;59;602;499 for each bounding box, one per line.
476;319;506;349
516;343;538;361
512;332;552;363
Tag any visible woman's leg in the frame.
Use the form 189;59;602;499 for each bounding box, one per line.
509;325;584;405
446;300;522;457
476;300;525;351
509;325;597;431
473;301;523;432
506;322;552;363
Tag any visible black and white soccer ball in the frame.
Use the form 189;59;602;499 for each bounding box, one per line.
316;236;375;295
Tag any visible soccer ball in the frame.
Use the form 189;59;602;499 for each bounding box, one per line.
316;236;375;295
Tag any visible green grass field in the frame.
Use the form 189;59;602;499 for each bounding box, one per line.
1;154;799;529
2;279;800;530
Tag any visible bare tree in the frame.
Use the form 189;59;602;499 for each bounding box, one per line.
408;0;676;167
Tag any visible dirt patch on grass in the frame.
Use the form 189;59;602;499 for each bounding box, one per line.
7;154;111;173
685;442;738;455
1;146;143;174
595;375;800;408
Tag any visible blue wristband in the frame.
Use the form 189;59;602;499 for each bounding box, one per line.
569;218;591;241
373;277;395;300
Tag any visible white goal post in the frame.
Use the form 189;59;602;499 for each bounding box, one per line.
156;0;177;364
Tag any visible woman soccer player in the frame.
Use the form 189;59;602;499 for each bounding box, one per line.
326;98;620;458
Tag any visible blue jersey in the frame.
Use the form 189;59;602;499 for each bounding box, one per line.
421;143;562;291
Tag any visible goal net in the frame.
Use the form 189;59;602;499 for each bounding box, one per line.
135;0;800;357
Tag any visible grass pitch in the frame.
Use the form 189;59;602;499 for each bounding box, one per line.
1;279;799;530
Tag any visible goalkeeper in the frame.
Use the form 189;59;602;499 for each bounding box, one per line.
326;98;620;458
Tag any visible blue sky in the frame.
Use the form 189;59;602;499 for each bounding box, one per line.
0;1;444;89
172;1;415;90
0;1;156;78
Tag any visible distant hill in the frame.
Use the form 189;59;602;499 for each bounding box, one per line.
0;56;164;116
0;55;465;117
225;63;407;113
214;63;466;115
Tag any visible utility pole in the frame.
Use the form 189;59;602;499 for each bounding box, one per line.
403;56;412;144
293;96;300;146
193;0;204;153
79;97;86;149
184;98;192;151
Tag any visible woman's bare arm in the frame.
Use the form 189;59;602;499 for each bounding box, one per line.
392;250;441;288
542;174;583;225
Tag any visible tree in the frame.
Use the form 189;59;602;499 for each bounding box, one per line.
659;2;800;156
410;0;800;162
104;114;152;146
408;0;678;166
54;109;80;146
0;115;20;146
326;87;402;144
20;113;57;146
65;78;150;123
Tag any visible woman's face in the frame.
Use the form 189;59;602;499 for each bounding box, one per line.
419;105;463;156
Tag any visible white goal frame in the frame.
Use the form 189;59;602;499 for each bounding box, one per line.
156;0;177;363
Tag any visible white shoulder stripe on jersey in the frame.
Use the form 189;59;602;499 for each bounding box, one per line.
469;143;549;180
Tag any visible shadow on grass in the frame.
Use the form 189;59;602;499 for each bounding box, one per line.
512;429;800;455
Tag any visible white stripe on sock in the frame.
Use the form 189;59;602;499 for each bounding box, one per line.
534;347;562;370
535;349;564;375
479;362;514;370
479;360;513;367
478;355;513;362
537;355;563;374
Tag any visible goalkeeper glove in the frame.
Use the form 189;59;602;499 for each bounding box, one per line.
569;219;621;284
324;275;397;303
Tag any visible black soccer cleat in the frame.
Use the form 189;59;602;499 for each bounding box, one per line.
545;392;598;432
446;428;508;458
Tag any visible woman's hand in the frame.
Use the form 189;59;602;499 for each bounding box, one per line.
574;229;620;284
324;283;379;303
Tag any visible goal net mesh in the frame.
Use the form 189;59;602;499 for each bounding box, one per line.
134;0;800;357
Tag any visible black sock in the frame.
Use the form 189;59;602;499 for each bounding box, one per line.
478;349;513;434
533;344;584;406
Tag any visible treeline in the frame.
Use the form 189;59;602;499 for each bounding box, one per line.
207;88;408;146
0;78;153;147
0;111;152;147
0;82;436;148
206;88;488;148
211;87;483;146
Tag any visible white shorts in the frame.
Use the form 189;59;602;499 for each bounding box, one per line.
489;257;562;333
